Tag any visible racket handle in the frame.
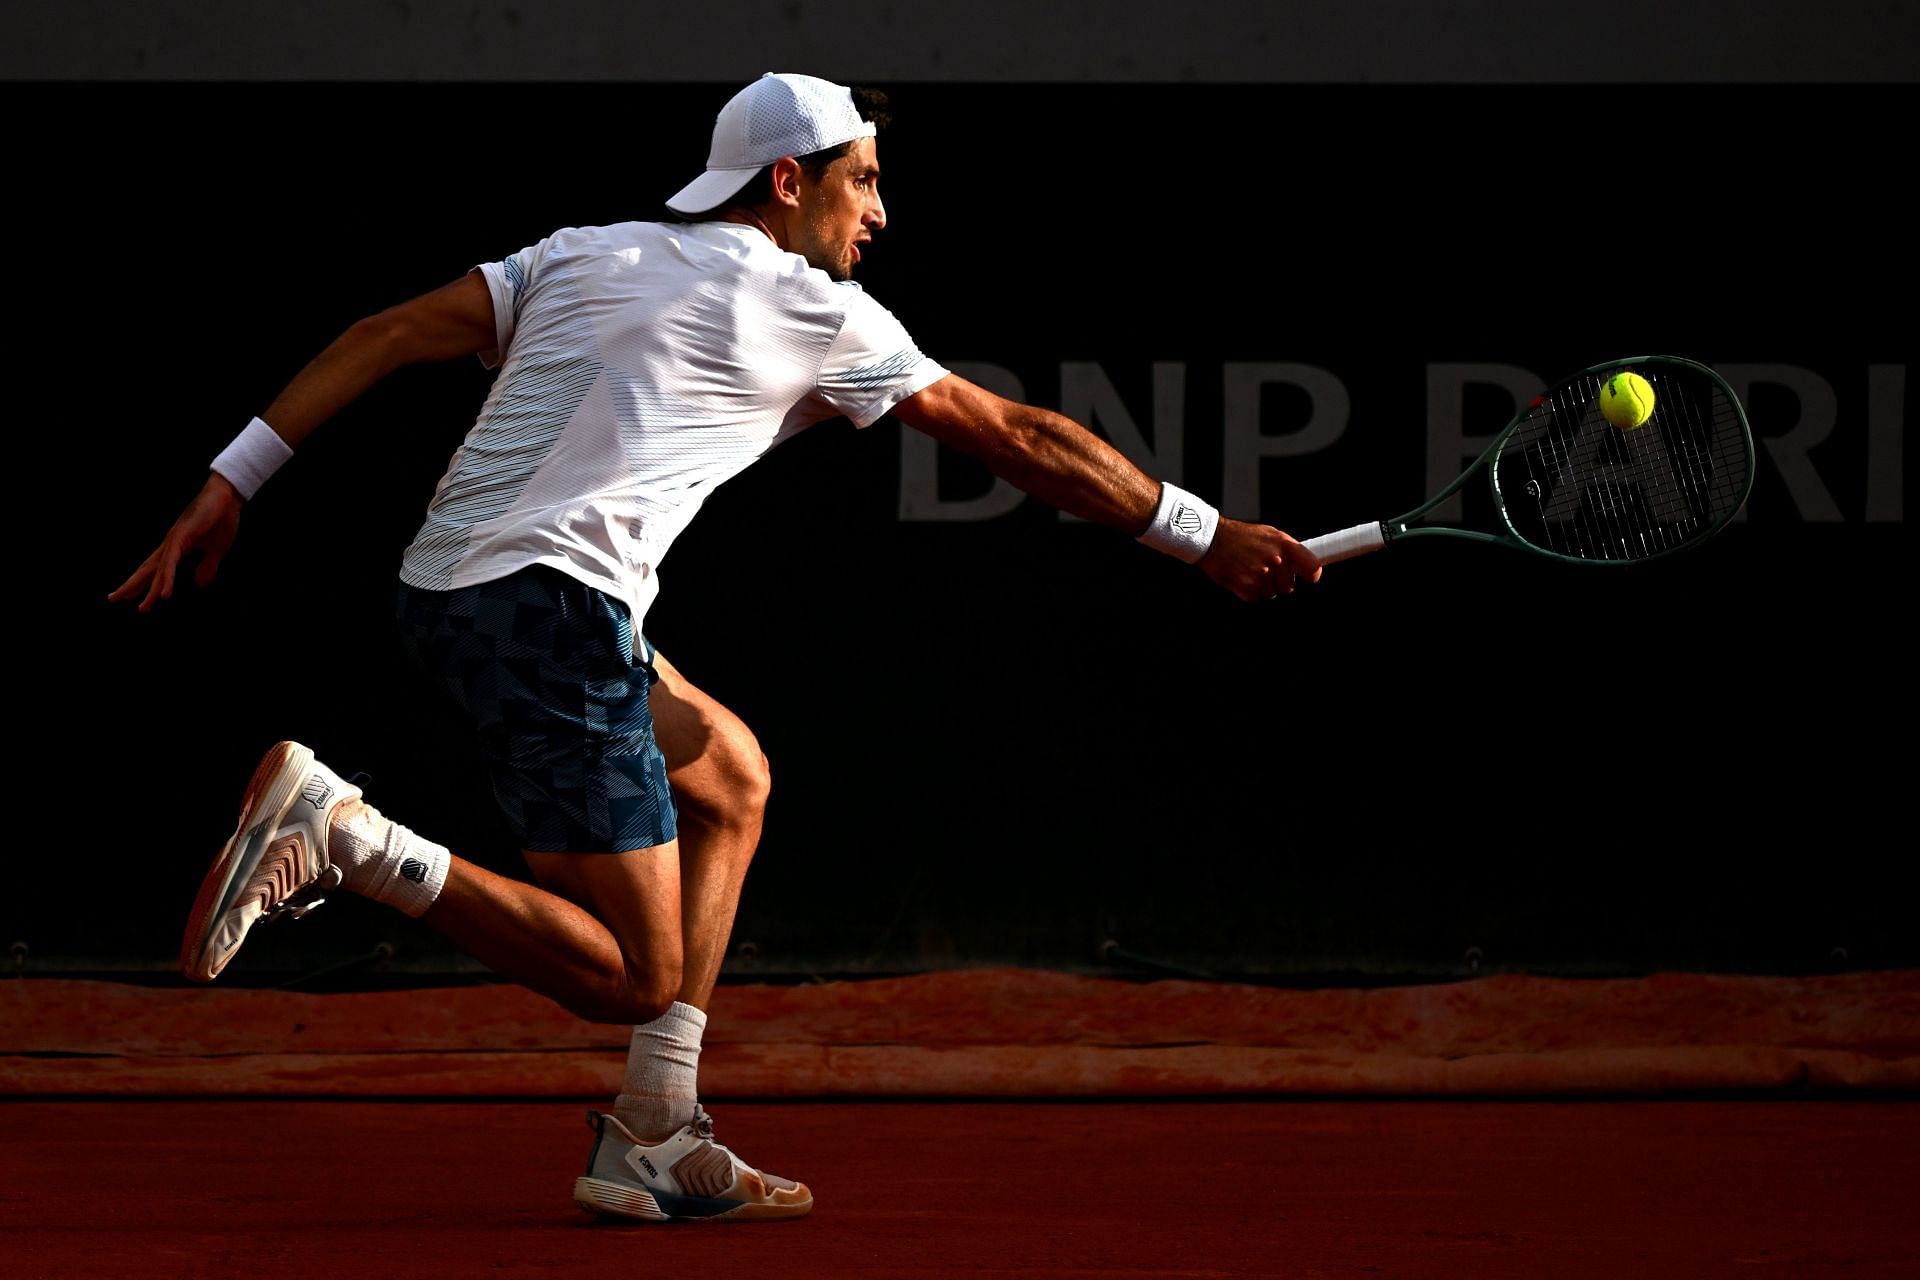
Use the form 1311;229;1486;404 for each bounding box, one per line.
1303;521;1388;565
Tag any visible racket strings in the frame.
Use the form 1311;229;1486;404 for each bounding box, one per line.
1498;364;1749;562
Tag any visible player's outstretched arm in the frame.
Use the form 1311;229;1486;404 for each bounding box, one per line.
891;373;1321;601
109;272;497;613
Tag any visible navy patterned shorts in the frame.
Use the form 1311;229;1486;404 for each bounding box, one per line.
395;565;678;853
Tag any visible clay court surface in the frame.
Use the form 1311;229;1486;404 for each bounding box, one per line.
6;1098;1916;1278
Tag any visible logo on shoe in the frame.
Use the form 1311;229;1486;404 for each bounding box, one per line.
399;858;428;884
640;1156;660;1178
301;778;334;809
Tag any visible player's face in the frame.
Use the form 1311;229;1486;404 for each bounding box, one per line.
792;138;885;281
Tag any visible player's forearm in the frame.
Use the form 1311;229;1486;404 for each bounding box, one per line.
965;403;1161;533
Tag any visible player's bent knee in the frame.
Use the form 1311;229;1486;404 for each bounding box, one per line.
718;744;771;842
744;745;772;814
683;724;771;833
715;717;771;809
619;986;681;1027
579;966;682;1025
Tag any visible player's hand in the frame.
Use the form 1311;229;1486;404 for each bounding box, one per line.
108;473;245;613
1198;517;1322;602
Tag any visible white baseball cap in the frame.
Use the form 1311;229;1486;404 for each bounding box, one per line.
667;73;878;215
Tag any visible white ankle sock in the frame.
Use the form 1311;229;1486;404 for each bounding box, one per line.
614;1001;706;1142
327;800;449;918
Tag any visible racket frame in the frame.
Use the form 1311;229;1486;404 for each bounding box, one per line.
1325;355;1756;567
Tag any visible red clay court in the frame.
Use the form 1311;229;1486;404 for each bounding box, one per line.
7;1097;1918;1279
6;969;1917;1277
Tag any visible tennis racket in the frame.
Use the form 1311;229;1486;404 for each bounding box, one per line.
1304;356;1754;566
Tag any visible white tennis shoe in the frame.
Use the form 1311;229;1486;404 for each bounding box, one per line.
574;1107;813;1222
181;741;361;982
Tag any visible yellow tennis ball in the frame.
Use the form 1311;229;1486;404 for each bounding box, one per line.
1600;371;1656;429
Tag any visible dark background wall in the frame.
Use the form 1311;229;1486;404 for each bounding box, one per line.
6;7;1912;984
9;0;1918;82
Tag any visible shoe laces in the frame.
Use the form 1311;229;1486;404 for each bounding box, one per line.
683;1105;751;1175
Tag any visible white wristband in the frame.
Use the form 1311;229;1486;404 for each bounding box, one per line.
1137;482;1220;564
210;416;295;500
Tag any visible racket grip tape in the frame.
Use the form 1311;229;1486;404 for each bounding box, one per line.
1303;522;1388;565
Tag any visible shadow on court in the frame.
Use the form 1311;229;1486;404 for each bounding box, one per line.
4;1099;1916;1278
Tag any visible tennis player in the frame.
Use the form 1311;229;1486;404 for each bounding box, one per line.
111;73;1321;1223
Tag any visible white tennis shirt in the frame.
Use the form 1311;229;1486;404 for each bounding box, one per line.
398;219;949;632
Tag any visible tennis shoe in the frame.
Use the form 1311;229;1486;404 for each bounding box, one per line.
574;1106;813;1222
181;741;361;982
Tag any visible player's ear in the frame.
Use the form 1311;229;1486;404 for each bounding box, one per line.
769;157;805;208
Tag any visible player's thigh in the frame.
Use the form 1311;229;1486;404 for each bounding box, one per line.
647;650;771;818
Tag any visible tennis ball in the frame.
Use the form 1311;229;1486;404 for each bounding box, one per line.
1600;371;1656;430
